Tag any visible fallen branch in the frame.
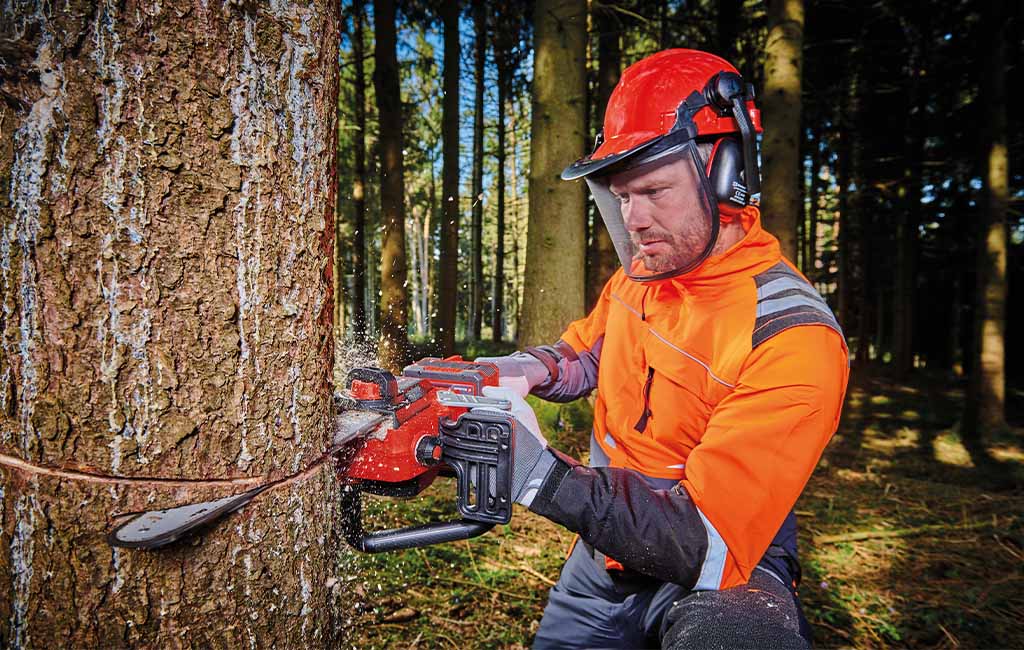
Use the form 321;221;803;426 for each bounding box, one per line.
518;561;557;587
482;558;558;586
437;576;539;601
813;518;1007;545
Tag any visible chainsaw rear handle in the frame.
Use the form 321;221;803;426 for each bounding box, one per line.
339;484;493;552
340;411;515;552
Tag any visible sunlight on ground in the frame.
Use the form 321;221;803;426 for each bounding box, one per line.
990;443;1024;463
805;510;908;645
932;432;974;467
846;390;865;410
863;426;919;454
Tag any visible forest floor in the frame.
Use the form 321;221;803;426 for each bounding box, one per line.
342;366;1024;649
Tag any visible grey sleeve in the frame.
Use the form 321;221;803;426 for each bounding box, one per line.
528;337;603;403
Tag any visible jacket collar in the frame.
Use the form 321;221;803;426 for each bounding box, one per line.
670;207;781;288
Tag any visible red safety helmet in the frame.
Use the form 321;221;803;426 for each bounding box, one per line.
562;49;762;187
562;49;763;281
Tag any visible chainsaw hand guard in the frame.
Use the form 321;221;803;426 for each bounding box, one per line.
339;410;514;553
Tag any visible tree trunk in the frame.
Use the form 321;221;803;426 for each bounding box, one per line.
836;114;851;330
717;0;743;62
760;0;804;262
509;99;524;339
428;149;440;338
470;2;486;342
350;0;369;340
805;130;824;279
521;0;588;347
847;43;872;368
658;1;669;50
492;33;509;343
964;0;1009;440
892;61;926;378
437;0;461;355
408;206;425;335
0;2;343;646
374;0;410;371
586;6;621;312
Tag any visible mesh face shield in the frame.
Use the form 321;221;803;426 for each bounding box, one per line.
587;140;720;282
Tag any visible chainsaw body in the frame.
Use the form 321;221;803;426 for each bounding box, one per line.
338;357;516;553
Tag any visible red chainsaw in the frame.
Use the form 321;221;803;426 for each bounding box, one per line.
107;358;518;552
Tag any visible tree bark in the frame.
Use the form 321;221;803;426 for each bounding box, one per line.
350;0;369;340
521;0;588;347
470;2;486;342
0;1;344;646
760;0;804;262
586;6;621;312
437;0;461;355
964;0;1009;440
492;18;510;343
374;0;410;371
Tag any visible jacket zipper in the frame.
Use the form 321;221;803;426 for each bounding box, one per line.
633;366;654;432
634;287;652;432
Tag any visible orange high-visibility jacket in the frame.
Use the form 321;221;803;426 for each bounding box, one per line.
549;214;848;589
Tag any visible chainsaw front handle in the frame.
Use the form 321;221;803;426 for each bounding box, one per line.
339;484;493;552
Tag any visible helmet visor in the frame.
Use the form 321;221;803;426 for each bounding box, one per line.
587;141;719;282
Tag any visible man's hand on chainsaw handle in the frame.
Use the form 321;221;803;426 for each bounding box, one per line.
474;352;552;398
473;386;556;508
477;340;600;403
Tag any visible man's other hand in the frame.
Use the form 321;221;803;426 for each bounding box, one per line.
475;352;551;398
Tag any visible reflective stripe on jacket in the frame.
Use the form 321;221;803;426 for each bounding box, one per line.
534;213;849;589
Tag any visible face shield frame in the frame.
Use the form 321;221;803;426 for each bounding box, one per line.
586;138;721;282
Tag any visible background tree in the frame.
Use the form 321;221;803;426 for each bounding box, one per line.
0;1;343;645
520;0;588;346
469;2;487;342
586;3;623;311
374;0;411;370
348;0;369;340
760;0;804;261
964;0;1010;444
489;1;533;343
402;30;444;340
436;0;461;355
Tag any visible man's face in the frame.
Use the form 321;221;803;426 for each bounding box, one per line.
607;154;714;274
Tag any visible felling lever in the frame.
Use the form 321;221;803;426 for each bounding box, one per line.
107;358;517;553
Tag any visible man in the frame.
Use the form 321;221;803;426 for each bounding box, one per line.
480;49;848;649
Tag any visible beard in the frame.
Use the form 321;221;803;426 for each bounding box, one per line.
631;218;714;273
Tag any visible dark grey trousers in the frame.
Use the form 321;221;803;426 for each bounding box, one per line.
533;542;811;649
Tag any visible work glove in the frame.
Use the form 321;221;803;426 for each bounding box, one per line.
475;352;552;398
473;385;556;508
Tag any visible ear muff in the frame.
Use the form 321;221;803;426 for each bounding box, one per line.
706;137;749;213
